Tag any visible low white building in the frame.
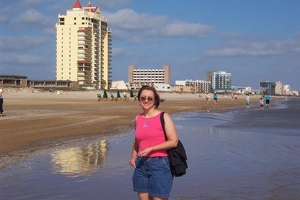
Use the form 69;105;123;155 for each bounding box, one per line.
175;79;211;93
154;83;172;92
110;81;128;90
232;86;252;94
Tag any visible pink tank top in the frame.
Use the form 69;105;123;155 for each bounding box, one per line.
135;112;168;157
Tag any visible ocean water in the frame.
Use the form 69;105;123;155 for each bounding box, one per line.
0;98;299;200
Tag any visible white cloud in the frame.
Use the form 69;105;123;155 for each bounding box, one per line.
104;9;168;30
104;9;215;41
0;53;48;66
112;47;134;57
160;22;214;38
12;9;53;27
205;37;300;57
0;36;48;51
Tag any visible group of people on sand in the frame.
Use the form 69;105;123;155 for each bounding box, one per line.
248;94;271;110
245;94;271;110
203;92;271;110
204;92;218;104
259;95;271;110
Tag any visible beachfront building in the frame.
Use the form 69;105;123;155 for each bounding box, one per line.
231;86;252;94
275;81;284;95
260;81;276;95
174;79;211;93
0;75;28;87
56;0;112;89
128;65;171;89
207;71;232;92
284;85;291;95
0;74;76;89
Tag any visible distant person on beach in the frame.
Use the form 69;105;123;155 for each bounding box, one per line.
234;94;238;100
245;94;250;108
0;88;3;116
213;93;218;104
129;85;178;200
259;97;264;110
265;95;271;108
205;93;210;103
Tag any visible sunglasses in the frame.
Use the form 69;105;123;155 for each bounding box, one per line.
140;96;154;102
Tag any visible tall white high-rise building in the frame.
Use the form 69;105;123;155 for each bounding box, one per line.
56;0;112;89
207;71;231;92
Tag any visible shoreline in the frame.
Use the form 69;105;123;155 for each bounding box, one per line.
0;89;261;169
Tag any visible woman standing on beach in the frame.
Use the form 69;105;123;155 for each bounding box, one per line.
129;85;178;200
0;88;3;116
245;94;250;108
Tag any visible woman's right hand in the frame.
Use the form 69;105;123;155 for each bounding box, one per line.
129;159;136;168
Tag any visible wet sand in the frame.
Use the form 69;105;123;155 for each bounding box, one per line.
0;88;260;169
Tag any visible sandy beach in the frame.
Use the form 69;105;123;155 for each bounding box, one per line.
0;88;260;169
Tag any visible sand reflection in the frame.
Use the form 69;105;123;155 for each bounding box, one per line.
51;140;108;177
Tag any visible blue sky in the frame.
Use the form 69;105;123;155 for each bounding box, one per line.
1;0;299;90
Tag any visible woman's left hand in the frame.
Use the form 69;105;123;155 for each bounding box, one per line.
139;147;152;157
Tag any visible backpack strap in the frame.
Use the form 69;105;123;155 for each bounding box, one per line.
160;112;167;141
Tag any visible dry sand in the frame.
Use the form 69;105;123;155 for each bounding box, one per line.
0;88;260;168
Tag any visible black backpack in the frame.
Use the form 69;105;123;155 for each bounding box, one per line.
160;112;188;177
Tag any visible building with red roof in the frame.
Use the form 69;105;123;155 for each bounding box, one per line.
56;0;112;89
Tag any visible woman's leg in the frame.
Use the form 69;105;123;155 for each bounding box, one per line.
140;194;168;200
138;192;152;200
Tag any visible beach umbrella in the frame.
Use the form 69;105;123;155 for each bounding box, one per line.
117;90;121;99
130;89;134;98
103;89;108;99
